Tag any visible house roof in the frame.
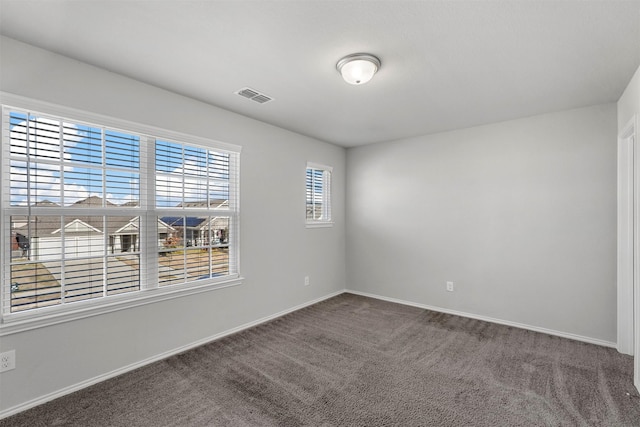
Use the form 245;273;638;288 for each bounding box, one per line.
161;217;207;229
177;200;228;209
161;200;230;230
14;196;134;237
71;196;116;208
14;196;226;237
15;215;134;238
32;200;60;207
52;219;102;234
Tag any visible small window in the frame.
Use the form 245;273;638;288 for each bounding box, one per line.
306;162;332;227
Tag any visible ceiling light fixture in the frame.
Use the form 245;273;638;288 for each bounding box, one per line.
336;53;381;85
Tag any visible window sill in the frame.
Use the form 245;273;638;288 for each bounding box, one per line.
0;276;243;336
306;221;334;229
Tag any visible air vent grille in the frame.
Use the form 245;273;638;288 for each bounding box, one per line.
238;88;259;99
235;87;273;104
252;95;272;104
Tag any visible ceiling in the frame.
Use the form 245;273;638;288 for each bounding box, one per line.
1;1;639;147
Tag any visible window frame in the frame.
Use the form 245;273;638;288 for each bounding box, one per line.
0;93;242;333
305;162;333;228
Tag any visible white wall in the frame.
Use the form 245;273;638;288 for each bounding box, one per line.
618;65;640;129
0;36;346;414
346;104;617;343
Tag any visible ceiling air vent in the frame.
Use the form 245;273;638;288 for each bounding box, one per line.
235;87;273;104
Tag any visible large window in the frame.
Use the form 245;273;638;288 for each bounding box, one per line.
306;162;332;227
1;102;240;319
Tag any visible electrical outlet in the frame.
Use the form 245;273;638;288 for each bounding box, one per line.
304;276;310;286
446;281;454;292
0;350;15;373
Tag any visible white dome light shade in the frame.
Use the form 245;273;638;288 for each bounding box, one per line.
336;54;381;85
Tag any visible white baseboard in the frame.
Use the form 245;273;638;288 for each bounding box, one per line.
346;289;617;349
0;290;343;420
1;288;617;419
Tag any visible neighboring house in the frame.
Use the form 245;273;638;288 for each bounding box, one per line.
11;196;230;260
161;216;207;247
12;197;175;261
161;199;230;247
200;216;229;246
14;215;138;261
160;216;229;247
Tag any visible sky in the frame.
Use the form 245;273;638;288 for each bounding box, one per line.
8;111;231;208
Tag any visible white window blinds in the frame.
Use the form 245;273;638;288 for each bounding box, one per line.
1;104;240;317
306;162;332;226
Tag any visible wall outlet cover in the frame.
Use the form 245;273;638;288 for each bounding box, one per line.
0;350;16;372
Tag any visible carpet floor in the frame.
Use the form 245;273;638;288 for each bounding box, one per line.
2;293;640;426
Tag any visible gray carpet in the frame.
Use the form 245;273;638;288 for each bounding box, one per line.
2;293;639;426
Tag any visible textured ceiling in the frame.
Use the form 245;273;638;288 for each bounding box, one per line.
1;0;639;147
